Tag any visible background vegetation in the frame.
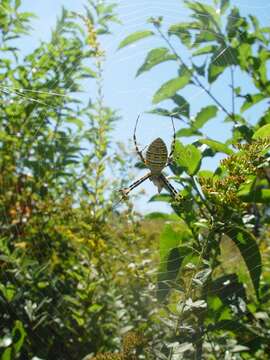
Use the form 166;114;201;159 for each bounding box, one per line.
0;0;269;359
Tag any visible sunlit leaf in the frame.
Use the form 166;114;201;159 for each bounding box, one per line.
198;138;234;155
118;30;154;49
241;93;265;113
153;74;191;104
149;194;171;202
157;224;191;302
175;141;202;175
225;227;261;298
172;94;190;118
193;45;217;56
193;105;218;129
176;127;201;137
136;47;176;77
252;124;270;139
220;0;230;14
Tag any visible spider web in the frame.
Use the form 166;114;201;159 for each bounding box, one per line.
0;0;269;359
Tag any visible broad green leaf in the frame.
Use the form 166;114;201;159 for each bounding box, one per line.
118;30;154;49
193;105;218;129
169;22;202;34
149;194;171;202
220;0;230;14
199;138;234;155
153;74;191;104
66;117;84;129
172;94;190;117
193;45;217;56
194;31;219;45
148;107;182;120
136;47;176;77
238;43;252;70
185;1;220;28
157;224;191;302
226;7;241;39
208;47;238;83
175;141;202;175
238;187;270;204
2;348;12;360
176;127;201;137
226;227;261;298
208;63;225;83
252;124;270;139
198;170;214;178
168;23;193;46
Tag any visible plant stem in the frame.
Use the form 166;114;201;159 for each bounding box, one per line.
155;26;236;123
230;66;235;120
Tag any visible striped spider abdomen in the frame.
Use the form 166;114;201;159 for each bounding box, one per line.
146;137;168;174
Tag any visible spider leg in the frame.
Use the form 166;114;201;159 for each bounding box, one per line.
159;173;178;199
119;172;151;197
166;116;176;166
133;114;146;164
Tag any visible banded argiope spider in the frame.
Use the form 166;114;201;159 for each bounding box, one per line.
119;115;178;199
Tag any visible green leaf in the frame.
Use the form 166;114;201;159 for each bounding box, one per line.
136;47;176;77
238;188;270;204
220;0;230;14
175;141;202;175
118;30;154;49
185;1;220;28
193;45;217;56
225;227;261;298
238;43;252;70
2;348;12;360
198;170;214;179
157;224;191;302
148;107;182;120
12;321;26;354
169;22;201;48
252;124;270;139
153;74;191;104
176;127;201;137
193;105;218;129
226;7;241;39
172;94;190;117
149;194;171;202
208;47;238;83
198;138;234;155
168;23;192;46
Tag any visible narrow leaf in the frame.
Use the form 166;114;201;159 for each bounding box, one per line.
118;30;154;49
136;47;176;77
176;127;201;137
193;45;217;56
153;74;191;104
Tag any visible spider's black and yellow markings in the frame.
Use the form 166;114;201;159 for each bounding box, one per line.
119;115;178;199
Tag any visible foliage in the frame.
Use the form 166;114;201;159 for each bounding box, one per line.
0;1;159;359
118;0;270;358
0;0;270;359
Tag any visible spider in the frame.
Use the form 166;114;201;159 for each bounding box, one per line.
119;115;178;199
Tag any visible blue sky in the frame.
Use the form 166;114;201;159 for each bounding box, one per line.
19;0;270;212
